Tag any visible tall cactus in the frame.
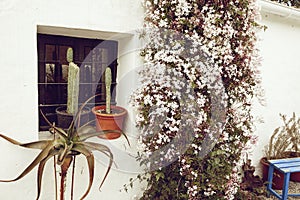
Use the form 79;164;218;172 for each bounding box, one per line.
66;47;80;115
105;67;112;114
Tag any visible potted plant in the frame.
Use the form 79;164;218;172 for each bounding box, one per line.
0;95;129;199
92;67;127;139
56;47;90;129
261;113;300;189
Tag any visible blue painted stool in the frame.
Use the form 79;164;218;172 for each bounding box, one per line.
267;157;300;200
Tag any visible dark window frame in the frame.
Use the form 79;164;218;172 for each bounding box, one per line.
37;34;118;131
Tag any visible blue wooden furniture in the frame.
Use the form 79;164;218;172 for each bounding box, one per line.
267;157;300;200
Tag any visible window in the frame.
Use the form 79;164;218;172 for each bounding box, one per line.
37;34;118;131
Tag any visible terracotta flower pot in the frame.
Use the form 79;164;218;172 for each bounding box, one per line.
56;106;90;130
92;105;127;140
260;157;284;190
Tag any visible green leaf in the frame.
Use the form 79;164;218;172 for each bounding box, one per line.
155;172;164;181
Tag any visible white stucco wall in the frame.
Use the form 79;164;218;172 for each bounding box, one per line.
0;0;144;140
252;0;300;172
0;0;145;199
0;0;300;198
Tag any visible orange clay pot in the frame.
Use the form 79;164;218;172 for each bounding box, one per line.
92;105;127;139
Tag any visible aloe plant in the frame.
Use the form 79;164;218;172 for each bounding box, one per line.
105;67;112;114
0;95;129;200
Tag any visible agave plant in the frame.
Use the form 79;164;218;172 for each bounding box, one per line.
0;95;129;200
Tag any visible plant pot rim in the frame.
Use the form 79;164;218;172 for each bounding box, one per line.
260;157;269;164
56;106;91;116
261;151;300;162
92;105;127;117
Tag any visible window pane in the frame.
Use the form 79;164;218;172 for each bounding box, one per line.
59;46;71;65
45;44;56;61
38;34;118;131
46;64;55;83
61;64;68;83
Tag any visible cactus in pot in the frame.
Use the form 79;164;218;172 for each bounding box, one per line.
92;66;127;139
56;47;90;129
66;47;80;115
105;67;112;114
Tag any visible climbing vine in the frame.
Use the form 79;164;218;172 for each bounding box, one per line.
130;0;263;199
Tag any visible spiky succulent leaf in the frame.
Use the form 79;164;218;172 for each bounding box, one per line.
72;94;101;132
72;145;94;200
0;134;53;150
78;130;121;141
20;141;50;149
37;159;47;200
81;142;114;189
37;148;61;200
0;134;21;145
77;125;97;135
40;110;68;138
0;142;53;182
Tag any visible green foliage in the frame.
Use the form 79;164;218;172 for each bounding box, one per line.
140;162;189;200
